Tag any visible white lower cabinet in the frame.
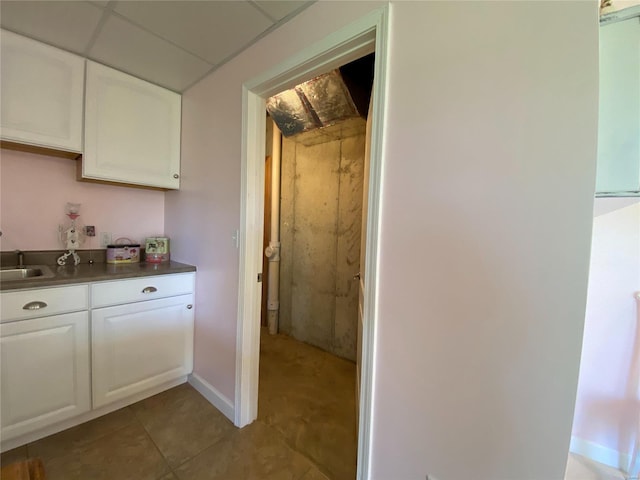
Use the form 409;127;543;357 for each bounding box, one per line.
0;272;195;450
92;294;194;408
0;311;91;441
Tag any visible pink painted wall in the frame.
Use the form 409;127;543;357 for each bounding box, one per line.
0;149;164;251
167;1;599;479
371;3;597;479
571;198;640;474
164;76;246;403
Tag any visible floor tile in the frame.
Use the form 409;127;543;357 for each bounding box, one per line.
28;406;137;463
129;383;197;424
259;331;357;479
158;472;180;480
131;383;235;468
174;420;314;480
4;332;357;480
299;466;332;480
42;422;170;480
565;453;626;480
0;445;28;466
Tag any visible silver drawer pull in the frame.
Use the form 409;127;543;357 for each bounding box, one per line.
142;286;158;294
23;301;48;310
187;304;193;309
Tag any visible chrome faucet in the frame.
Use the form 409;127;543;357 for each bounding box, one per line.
15;250;24;268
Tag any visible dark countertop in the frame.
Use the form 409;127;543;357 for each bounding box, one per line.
0;261;196;292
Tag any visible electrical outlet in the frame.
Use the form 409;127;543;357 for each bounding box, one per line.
100;232;112;247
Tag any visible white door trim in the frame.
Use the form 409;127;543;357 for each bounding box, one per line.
235;6;390;479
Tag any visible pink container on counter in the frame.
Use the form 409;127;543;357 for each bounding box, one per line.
106;238;140;264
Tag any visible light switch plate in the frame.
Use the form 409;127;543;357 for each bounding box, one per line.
100;232;112;247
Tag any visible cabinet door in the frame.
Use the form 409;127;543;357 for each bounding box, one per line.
92;294;194;408
0;312;90;441
84;61;181;190
0;30;84;152
596;16;640;195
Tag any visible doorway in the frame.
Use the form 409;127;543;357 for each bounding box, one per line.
263;86;373;471
264;54;372;358
235;8;389;479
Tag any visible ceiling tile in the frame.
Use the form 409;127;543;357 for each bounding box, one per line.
0;1;103;54
113;1;273;65
252;1;312;21
89;14;213;92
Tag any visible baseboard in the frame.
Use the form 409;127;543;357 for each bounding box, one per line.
570;436;637;478
188;373;235;423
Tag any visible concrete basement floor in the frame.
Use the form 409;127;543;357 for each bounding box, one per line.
0;329;358;480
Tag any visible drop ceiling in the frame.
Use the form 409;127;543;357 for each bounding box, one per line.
0;0;314;93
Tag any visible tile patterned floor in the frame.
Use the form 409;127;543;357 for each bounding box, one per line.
565;453;628;480
0;330;357;480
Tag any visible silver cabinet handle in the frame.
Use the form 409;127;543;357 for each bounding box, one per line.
173;174;179;179
187;304;193;309
353;272;361;280
23;301;47;310
142;286;158;294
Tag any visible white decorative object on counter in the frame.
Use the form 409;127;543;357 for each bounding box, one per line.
57;202;83;266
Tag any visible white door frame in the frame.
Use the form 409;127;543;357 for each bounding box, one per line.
235;6;389;478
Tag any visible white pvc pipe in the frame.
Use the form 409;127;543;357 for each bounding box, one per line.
271;123;281;243
266;121;282;335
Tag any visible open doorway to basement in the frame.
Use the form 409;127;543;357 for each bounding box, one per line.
235;9;389;479
258;54;374;478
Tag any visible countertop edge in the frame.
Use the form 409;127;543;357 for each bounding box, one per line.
0;261;197;292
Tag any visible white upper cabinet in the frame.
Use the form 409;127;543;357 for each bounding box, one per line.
83;61;182;190
0;30;85;152
596;13;640;196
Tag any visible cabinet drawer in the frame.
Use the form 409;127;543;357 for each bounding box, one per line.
1;285;88;323
91;273;195;308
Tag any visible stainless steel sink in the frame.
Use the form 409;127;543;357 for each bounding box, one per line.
0;265;55;281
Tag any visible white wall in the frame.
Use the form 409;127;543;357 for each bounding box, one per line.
166;1;599;479
571;198;640;474
596;14;640;193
